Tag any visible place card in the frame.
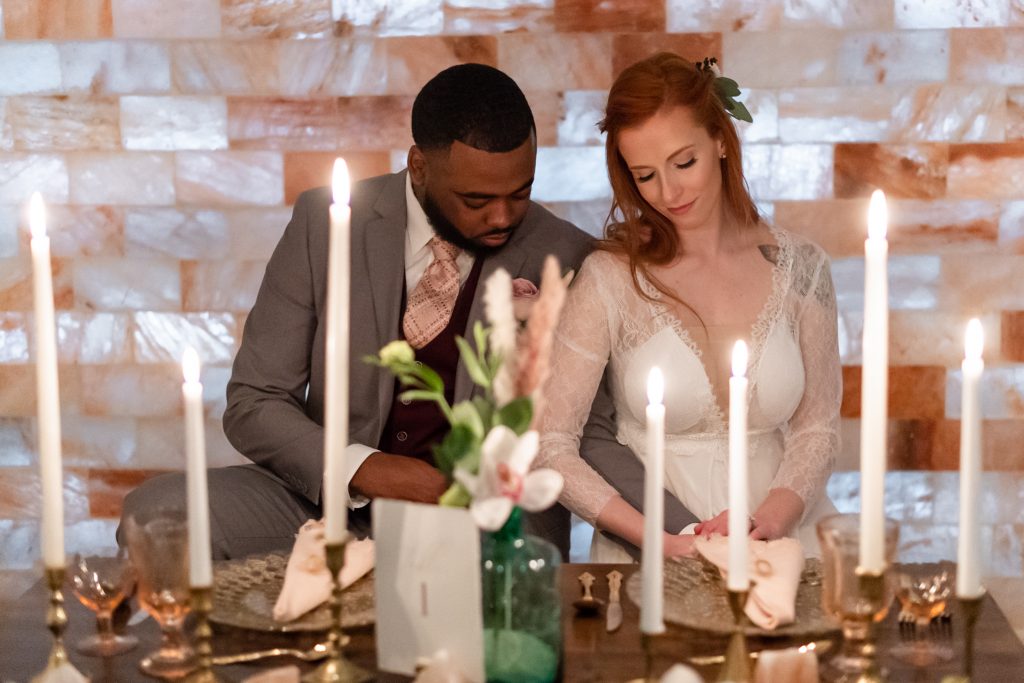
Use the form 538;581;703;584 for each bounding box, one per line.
372;499;484;682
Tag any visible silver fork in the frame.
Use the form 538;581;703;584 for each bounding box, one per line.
898;610;917;638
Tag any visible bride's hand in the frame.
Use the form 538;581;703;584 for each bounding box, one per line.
693;509;733;538
749;488;804;540
663;532;696;559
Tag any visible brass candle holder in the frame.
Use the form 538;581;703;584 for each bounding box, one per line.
941;592;985;683
626;631;667;683
302;540;371;683
184;585;225;682
717;588;751;683
31;566;87;683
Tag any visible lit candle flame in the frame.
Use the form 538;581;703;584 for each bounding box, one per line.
182;346;201;384
965;318;983;361
332;158;350;206
647;367;663;406
731;340;748;378
29;192;46;240
868;189;887;241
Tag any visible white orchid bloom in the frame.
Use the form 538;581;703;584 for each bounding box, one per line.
455;426;563;531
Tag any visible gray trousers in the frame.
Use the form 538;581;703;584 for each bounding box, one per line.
117;464;571;561
117;465;321;560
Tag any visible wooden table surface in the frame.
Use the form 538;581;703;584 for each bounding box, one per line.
2;563;1023;682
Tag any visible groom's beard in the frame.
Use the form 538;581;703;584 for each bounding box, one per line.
421;190;518;257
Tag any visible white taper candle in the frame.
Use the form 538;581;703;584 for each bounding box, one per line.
641;367;666;635
183;347;212;588
728;340;750;591
957;319;984;598
29;193;65;569
859;189;889;573
324;159;352;544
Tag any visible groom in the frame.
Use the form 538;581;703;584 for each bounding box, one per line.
119;63;697;560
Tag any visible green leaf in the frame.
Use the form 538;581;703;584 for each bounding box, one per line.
715;77;741;97
730;101;753;123
432;424;478;476
472;396;495;428
398;389;443;404
415;364;444;393
456;336;490;388
496;397;533;435
472;322;490;360
451;401;485;439
438;481;472;508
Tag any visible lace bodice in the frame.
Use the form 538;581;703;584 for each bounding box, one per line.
537;228;841;525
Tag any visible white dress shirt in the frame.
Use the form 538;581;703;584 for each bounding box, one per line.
344;174;474;508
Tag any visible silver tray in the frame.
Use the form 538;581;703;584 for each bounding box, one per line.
624;557;840;638
210;552;375;632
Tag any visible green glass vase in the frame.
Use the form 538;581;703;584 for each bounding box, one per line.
480;506;561;683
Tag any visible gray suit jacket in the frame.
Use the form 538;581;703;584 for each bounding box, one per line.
223;171;697;558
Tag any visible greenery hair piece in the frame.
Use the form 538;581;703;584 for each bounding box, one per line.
696;57;753;124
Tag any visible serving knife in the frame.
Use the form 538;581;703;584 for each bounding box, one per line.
606;570;623;633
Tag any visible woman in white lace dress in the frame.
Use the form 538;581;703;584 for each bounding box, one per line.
538;53;841;562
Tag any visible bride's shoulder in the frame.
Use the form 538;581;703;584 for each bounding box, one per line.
580;248;629;273
572;249;631;290
768;225;829;267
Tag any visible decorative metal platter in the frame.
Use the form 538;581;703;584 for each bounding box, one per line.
210;552;374;632
624;557;840;638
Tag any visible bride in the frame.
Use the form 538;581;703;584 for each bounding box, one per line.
537;52;840;562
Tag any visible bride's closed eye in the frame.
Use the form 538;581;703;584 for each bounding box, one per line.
635;158;697;184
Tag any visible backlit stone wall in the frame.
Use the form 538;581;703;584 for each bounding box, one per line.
0;0;1022;575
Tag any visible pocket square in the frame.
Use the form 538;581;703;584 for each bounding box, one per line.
273;519;375;623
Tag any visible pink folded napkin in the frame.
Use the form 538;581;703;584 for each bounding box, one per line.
693;534;805;630
272;519;375;622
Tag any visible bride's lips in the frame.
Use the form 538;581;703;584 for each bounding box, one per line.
668;198;697;215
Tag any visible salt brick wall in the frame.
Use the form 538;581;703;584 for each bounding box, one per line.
0;0;1022;576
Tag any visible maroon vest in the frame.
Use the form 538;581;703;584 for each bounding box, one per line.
377;258;484;464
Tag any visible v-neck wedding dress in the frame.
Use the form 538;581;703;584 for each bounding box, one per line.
537;228;841;561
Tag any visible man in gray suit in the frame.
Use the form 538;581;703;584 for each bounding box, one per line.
120;63;696;561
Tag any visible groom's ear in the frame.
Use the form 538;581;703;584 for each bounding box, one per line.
407;146;427;186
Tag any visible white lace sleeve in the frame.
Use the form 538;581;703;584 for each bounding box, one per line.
772;244;841;512
536;252;620;524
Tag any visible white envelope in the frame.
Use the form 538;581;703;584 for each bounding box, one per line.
372;499;484;682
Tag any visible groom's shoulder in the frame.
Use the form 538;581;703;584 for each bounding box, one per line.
518;201;596;258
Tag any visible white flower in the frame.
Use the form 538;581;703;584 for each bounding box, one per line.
454;426;563;531
483;268;518;406
379;340;414;366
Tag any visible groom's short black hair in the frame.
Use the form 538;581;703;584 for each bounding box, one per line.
411;63;535;154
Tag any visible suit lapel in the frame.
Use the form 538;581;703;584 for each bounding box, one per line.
453;241;529;404
362;173;408;423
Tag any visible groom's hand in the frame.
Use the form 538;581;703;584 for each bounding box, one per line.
349;452;449;504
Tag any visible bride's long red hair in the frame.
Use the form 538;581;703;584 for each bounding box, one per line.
599;52;760;305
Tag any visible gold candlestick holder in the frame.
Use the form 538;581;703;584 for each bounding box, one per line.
302;540;371;683
184;585;226;682
31;566;87;683
717;588;751;682
626;631;666;683
941;592;985;683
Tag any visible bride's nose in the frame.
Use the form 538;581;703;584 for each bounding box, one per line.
661;174;685;205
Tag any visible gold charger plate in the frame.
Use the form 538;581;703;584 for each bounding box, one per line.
210;552;374;632
624;557;840;638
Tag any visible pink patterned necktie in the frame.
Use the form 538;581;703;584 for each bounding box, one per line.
403;236;462;349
